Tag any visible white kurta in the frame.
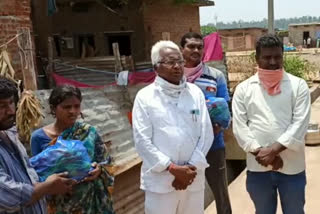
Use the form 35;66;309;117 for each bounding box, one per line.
232;72;311;174
132;76;214;194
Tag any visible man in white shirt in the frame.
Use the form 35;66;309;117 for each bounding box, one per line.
232;34;310;214
132;40;214;214
307;36;312;48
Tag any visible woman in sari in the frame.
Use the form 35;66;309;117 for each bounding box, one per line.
31;85;114;214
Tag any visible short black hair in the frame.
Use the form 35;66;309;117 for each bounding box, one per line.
49;85;82;112
0;77;18;103
256;34;283;58
180;32;203;48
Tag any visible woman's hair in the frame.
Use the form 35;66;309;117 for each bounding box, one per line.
49;85;82;113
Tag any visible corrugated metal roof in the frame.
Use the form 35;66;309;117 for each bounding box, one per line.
113;164;144;214
52;56;131;86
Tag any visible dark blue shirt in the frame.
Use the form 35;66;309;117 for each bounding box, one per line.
194;64;230;150
30;128;51;156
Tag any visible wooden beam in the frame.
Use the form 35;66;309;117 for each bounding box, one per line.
112;43;122;73
268;0;275;34
47;37;54;87
17;28;37;90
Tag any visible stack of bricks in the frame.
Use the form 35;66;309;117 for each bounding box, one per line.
0;0;33;79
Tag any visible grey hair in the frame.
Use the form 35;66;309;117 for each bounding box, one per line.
151;40;181;66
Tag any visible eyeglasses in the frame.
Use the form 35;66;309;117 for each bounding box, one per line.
158;60;185;67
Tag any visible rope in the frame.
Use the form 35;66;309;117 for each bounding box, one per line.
0;33;23;49
16;35;29;70
42;58;119;76
55;60;118;75
0;32;29;71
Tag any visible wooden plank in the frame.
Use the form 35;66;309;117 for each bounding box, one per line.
305;131;320;145
112;43;122;73
17;28;37;90
310;84;320;104
47;37;54;87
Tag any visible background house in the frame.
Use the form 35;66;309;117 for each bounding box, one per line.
218;27;267;51
32;0;214;62
289;22;320;47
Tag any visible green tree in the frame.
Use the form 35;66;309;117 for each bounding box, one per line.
213;16;320;30
201;25;217;36
283;55;306;80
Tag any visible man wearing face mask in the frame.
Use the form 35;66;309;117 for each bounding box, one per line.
132;40;213;214
232;34;311;214
0;77;76;214
180;32;231;214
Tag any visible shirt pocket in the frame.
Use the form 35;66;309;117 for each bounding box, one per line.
178;106;201;142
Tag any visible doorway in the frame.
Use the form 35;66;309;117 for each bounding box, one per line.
77;34;95;57
105;32;132;56
303;31;310;42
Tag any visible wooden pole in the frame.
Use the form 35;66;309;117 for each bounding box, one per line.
17;28;37;90
112;43;122;73
128;55;135;72
268;0;275;34
47;37;54;87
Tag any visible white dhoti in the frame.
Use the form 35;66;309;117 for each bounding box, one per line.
145;190;204;214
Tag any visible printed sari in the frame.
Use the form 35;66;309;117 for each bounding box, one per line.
47;122;114;214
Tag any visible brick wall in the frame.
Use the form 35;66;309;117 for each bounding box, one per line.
0;0;33;79
143;0;201;59
32;0;147;61
219;28;267;51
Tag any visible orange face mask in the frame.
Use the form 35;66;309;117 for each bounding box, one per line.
257;67;284;96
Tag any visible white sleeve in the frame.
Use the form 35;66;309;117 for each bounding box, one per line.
132;93;171;173
232;83;261;153
188;90;214;170
276;80;311;151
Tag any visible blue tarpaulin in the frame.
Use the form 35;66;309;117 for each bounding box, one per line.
284;45;296;52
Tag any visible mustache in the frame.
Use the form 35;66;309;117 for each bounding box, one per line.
191;53;200;57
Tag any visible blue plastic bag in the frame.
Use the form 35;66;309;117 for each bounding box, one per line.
30;136;92;182
205;96;231;129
